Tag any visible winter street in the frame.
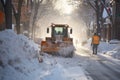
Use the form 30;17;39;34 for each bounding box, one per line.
1;0;120;80
37;46;120;80
84;55;120;80
0;30;120;80
75;47;120;80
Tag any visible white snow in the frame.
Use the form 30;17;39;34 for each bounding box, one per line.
1;29;120;80
82;38;120;60
0;29;89;80
58;45;75;57
98;40;120;60
103;8;108;18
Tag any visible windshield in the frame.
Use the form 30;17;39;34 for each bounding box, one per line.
52;26;68;37
54;27;63;35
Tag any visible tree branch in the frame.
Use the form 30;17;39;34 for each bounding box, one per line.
18;0;23;15
39;0;43;3
87;1;97;12
12;3;18;18
100;0;111;17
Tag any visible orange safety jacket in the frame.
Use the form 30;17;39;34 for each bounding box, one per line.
92;35;100;44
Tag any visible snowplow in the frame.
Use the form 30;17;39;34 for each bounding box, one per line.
41;23;75;57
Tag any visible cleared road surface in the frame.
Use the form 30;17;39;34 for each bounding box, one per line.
78;48;120;80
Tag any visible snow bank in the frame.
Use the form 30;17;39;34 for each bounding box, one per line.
81;38;120;60
98;42;117;53
0;30;40;80
0;30;40;65
0;29;89;80
98;40;120;60
105;45;120;59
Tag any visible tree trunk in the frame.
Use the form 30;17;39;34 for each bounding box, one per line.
16;15;21;34
95;0;100;35
30;0;42;40
0;0;5;30
12;0;23;34
5;0;12;29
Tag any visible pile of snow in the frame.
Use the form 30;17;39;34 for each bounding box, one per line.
0;30;40;66
98;42;117;53
81;38;120;60
0;30;40;80
109;39;120;44
101;40;120;59
0;30;89;80
98;40;120;60
104;45;120;59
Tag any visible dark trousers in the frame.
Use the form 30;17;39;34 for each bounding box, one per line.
92;44;98;54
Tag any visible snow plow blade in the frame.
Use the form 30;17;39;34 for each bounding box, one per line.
42;47;59;53
41;40;75;57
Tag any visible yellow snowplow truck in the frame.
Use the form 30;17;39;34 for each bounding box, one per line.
41;23;75;57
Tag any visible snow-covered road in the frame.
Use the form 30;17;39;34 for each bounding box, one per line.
1;30;120;80
38;53;90;80
84;55;120;80
76;48;120;80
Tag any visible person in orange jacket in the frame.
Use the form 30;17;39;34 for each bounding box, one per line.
91;33;100;55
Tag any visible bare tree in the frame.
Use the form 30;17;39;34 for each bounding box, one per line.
12;0;23;34
29;0;43;40
87;0;111;35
